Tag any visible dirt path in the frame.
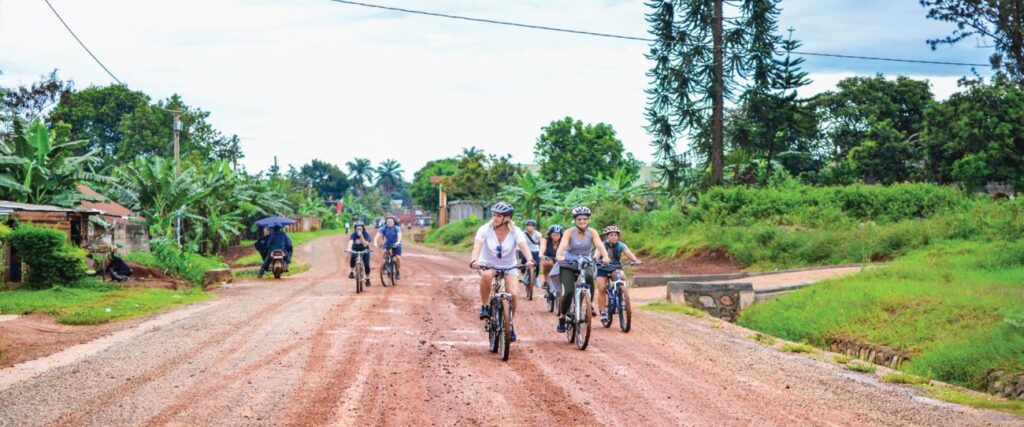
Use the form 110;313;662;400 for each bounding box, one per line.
0;235;1017;426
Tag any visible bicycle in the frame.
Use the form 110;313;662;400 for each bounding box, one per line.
561;256;597;351
474;263;525;362
379;246;398;287
517;254;535;301
600;261;638;332
347;249;372;294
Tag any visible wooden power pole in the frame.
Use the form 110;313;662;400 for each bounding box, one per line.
711;0;724;184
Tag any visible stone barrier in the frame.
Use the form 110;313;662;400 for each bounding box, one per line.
667;282;754;322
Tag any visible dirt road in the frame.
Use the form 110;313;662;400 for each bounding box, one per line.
0;235;1018;426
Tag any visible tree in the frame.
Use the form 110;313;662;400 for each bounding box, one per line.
297;159;350;201
448;149;523;201
920;81;1024;189
410;158;457;212
0;119;111;207
920;0;1024;82
534;117;640;191
48;84;149;159
645;0;783;186
374;159;404;196
346;157;375;195
812;75;935;182
498;171;558;220
1;71;73;139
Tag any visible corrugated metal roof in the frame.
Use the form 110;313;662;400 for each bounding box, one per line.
0;201;77;213
77;185;137;218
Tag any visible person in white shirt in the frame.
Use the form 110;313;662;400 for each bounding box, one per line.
469;202;535;337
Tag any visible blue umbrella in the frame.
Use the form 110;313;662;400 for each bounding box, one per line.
255;216;296;227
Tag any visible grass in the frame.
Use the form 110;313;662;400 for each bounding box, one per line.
883;372;931;385
846;361;877;374
832;354;853;364
781;342;815;353
123;250;227;285
923;385;1024;417
738;240;1024;391
422;217;482;252
641;301;707;317
749;333;777;345
233;263;311;279
235;228;347;266
0;281;210;325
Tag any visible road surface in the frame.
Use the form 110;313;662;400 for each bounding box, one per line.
0;235;1017;426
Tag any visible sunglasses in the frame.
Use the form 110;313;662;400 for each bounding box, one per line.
496;243;502;259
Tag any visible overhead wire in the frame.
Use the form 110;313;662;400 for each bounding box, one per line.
43;0;123;84
327;0;989;68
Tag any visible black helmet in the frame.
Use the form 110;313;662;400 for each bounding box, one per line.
525;219;538;226
491;201;514;215
571;206;592;218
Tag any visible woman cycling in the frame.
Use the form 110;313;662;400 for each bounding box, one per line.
595;225;642;322
520;219;543;287
346;222;372;285
554;206;610;333
469;202;535;342
539;224;563;291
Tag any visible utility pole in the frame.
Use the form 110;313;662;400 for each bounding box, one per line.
172;108;182;176
710;0;724;185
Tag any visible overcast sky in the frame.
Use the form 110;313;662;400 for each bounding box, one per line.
0;0;993;179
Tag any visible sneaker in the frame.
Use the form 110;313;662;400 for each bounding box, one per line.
600;311;609;322
510;327;518;342
348;271;355;279
556;317;566;333
396;271;401;280
479;305;491;320
365;279;371;287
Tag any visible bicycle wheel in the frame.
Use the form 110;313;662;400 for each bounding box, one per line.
388;263;397;287
498;299;511;361
576;290;592;350
524;270;534;301
356;265;364;294
488;301;499;353
601;291;613;329
619;289;632;333
546;290;555;313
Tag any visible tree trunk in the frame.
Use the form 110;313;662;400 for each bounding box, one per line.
711;0;725;185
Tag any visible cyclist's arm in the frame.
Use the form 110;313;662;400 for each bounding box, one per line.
591;229;611;262
346;238;353;251
555;232;570;261
516;240;534;265
539;238;547;256
396;229;403;246
373;229;382;247
623;246;641;263
470;237;484;266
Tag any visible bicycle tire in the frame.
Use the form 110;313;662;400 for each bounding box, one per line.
546;291;555;313
356;264;364;294
576;290;592;350
498;299;511;361
525;270;534;301
565;311;577;344
488;301;499;354
388;265;397;287
620;290;631;333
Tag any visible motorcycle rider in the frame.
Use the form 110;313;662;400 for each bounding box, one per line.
257;225;293;278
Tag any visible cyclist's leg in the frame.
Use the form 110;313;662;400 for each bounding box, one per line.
349;252;357;271
596;274;609;313
503;272;519;317
479;269;496;307
531;251;541;284
558;268;577;316
393;245;402;273
361;252;371;274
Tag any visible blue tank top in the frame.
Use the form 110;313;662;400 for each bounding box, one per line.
564;228;593;263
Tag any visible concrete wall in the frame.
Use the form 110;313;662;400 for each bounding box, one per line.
448;201;484;223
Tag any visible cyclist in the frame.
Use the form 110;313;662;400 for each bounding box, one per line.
595;225;642;322
470;202;535;342
347;221;372;285
539;224;563;290
554;206;610;333
519;219;543;287
373;216;403;280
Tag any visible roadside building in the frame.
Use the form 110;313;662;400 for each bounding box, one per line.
77;185;149;253
0;201;98;283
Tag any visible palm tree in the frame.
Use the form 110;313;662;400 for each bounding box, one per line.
374;159;404;196
461;146;483;158
0;118;112;207
346;157;375;195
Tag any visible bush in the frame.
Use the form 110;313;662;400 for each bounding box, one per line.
424;217;483;250
124;239;226;286
6;226;86;289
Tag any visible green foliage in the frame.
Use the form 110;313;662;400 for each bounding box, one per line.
294;159;349;201
410;158;457;213
345;158;375;195
498;171;559;221
846;362;877;374
641;301;707;317
447;148;521;201
923;385;1024;416
374;159;404;196
883;372;931;385
921;0;1024;81
6;226;86;289
125;239;226;285
534;117;641;191
781;342;815;353
738;241;1024;390
749;333;777;345
423;217;483;251
0;283;209;325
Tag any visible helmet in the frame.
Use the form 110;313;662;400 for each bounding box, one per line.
571;206;592;218
525;219;537;226
354;221;365;227
602;225;621;236
490;201;514;215
547;224;564;234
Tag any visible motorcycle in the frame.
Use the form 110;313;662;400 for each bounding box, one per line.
269;249;287;279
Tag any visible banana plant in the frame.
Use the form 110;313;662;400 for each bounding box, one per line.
0;119;111;206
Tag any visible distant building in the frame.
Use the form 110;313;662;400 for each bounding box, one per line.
77;185;149;253
447;200;485;223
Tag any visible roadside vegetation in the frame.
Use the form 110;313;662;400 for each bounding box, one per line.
0;279;209;325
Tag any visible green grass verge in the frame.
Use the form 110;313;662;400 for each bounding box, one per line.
749;333;777;345
782;343;815;353
739;240;1024;391
846;361;877;374
123;251;227;285
421;217;482;253
236;228;347;266
233;263;311;279
883;372;931;385
641;301;707;317
0;282;210;325
923;385;1024;417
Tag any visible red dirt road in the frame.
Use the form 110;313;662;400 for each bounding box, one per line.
0;235;1018;426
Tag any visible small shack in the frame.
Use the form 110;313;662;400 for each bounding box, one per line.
77;185;149;253
0;201;97;283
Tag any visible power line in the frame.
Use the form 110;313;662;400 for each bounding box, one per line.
43;0;123;84
328;0;989;68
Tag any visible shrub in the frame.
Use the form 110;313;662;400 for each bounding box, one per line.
424;216;483;250
6;226;86;289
